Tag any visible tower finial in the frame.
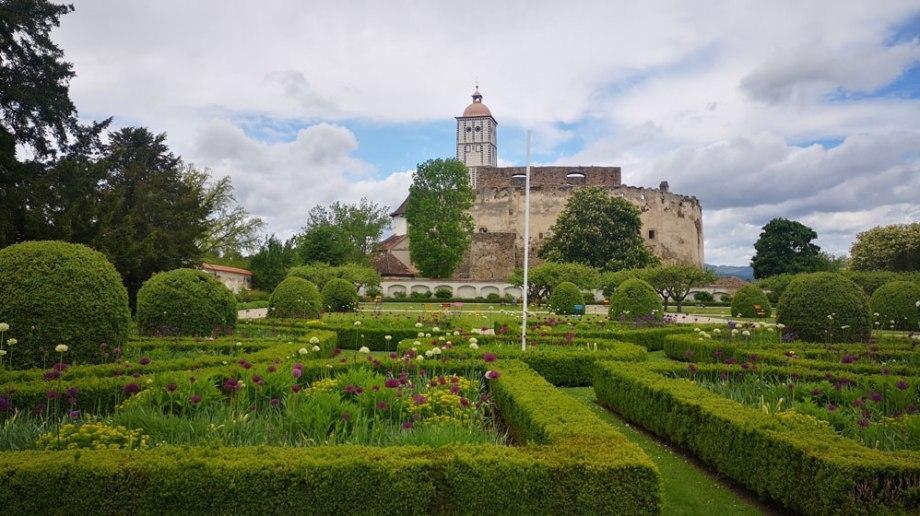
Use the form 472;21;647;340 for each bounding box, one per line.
472;83;482;103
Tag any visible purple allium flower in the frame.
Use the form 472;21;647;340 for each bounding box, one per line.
344;384;357;394
450;384;460;394
270;398;280;407
123;383;141;396
485;370;501;380
841;354;856;364
165;383;177;393
332;347;342;357
376;401;387;410
372;385;380;392
251;374;264;386
857;417;870;428
683;349;695;360
896;379;909;391
0;396;12;412
291;384;302;393
869;391;883;403
267;365;277;373
190;394;202;405
65;386;80;398
43;369;62;381
826;403;837;412
907;404;918;415
139;356;151;366
413;394;427;404
389;352;398;360
853;398;865;408
482;352;497;363
687;364;698;374
221;378;241;393
564;332;574;344
402;421;413;430
52;362;69;372
719;372;728;382
46;389;60;400
238;359;252;370
131;372;141;378
385;378;400;389
810;388;823;398
68;410;80;420
459;397;470;408
292;366;303;379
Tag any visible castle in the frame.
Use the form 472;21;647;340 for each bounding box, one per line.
375;88;704;282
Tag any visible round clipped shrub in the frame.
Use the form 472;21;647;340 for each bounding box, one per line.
693;291;714;303
776;272;870;343
548;282;585;315
435;288;452;300
0;241;131;369
730;285;772;318
136;268;237;336
609;278;662;320
322;278;359;312
269;277;322;319
869;280;920;331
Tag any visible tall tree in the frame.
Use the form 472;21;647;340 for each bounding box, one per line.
298;224;350;265
509;262;600;302
849;223;920;272
196;174;265;257
91;127;211;305
405;158;474;278
645;265;716;313
249;234;299;291
299;198;389;264
750;218;824;279
539;187;659;271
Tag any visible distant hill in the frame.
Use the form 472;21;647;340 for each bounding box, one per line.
705;264;754;281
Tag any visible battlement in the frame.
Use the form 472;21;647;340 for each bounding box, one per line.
470;166;621;189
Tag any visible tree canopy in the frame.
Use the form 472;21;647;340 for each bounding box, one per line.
849;223;920;272
644;265;716;312
750;218;824;279
538;187;658;271
405;159;474;278
299;199;390;265
509;261;600;302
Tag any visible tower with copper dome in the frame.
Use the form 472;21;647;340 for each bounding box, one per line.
456;86;497;168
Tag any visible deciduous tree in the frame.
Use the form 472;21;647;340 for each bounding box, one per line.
751;218;824;279
645;265;716;313
849;223;920;272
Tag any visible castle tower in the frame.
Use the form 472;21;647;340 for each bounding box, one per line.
456;86;497;170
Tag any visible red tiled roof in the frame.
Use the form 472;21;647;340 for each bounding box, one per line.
709;276;749;289
373;252;414;277
377;233;405;251
389;197;409;217
201;263;252;276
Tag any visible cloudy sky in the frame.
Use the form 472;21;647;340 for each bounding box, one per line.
56;1;920;265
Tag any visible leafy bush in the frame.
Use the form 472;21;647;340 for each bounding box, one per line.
36;421;149;450
693;291;714;302
730;285;771;318
269;277;322;319
0;240;131;369
322;278;359;312
719;294;732;303
236;288;269;303
599;268;646;298
364;286;381;300
547;282;585;315
843;270;908;295
409;290;432;300
869;280;920;330
136;268;237;337
776;272;870;342
287;262;336;289
485;292;501;302
435;288;452;300
608;279;662;319
392;290;407;300
756;273;796;303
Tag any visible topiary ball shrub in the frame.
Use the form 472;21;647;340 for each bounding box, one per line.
0;241;131;369
136;268;237;337
269;277;322;319
435;288;452;300
322;278;359;312
869;280;920;331
548;282;585;315
776;272;870;343
609;279;662;320
730;285;772;318
693;291;714;303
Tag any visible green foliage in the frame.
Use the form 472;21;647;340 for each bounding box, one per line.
538;187;659;270
0;240;131;369
435;287;452;300
756;272;796;303
406;159;474;278
594;361;920;514
599;268;647;298
693;291;714;302
609;278;663;320
644;265;716;312
321;278;359;312
509;261;600;301
197;176;264;257
35;421;149;450
842;270;907;295
136;268;237;336
249;235;299;291
297;224;350;265
287;262;337;289
409;290;433;300
269;277;322;319
850;223;920;272
751;218;824;279
869;281;920;331
730;285;771;318
236;288;269;303
485;292;501;302
776;272;870;342
299;198;391;265
547;282;585;315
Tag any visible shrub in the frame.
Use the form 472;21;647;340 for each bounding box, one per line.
409;290;432;300
322;278;359;312
719;294;732;303
0;241;132;369
392;290;407;300
608;279;662;319
287;263;337;289
435;288;452;300
485;292;502;302
869;280;920;330
547;282;584;315
136;268;237;337
269;277;322;319
730;285;772;318
693;291;714;302
364;286;381;300
776;272;870;342
236;288;269;303
842;270;906;295
756;273;796;303
599;268;646;298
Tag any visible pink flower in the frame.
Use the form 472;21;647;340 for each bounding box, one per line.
485;370;500;380
482;352;497;363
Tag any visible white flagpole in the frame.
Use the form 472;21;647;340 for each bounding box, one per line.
521;130;532;351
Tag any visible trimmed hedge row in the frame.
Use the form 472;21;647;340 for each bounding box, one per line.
594;361;920;515
0;358;661;514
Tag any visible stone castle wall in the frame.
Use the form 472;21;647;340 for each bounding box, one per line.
471;166;620;189
457;174;704;281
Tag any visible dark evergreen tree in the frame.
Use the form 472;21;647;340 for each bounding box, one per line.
751;218;823;279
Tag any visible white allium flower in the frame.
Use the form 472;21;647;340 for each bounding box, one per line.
731;329;739;336
469;337;478;345
354;320;362;326
776;323;786;329
415;322;423;328
298;347;309;355
741;330;751;337
359;346;370;354
469;343;479;350
432;326;440;332
312;345;321;352
713;329;721;335
431;346;442;355
0;350;5;356
6;338;15;346
0;323;8;332
425;333;431;338
55;344;68;353
384;335;392;341
418;332;425;337
416;355;424;361
414;341;421;346
309;336;320;344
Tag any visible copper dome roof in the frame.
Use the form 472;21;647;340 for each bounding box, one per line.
461;87;493;117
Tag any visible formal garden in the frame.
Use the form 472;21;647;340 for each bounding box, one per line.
0;240;916;514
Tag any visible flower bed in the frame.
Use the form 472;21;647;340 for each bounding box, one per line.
594;361;920;514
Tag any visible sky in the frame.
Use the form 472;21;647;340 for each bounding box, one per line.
55;1;920;265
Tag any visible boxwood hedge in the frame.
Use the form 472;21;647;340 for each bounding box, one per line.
776;272;871;343
136;268;237;337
